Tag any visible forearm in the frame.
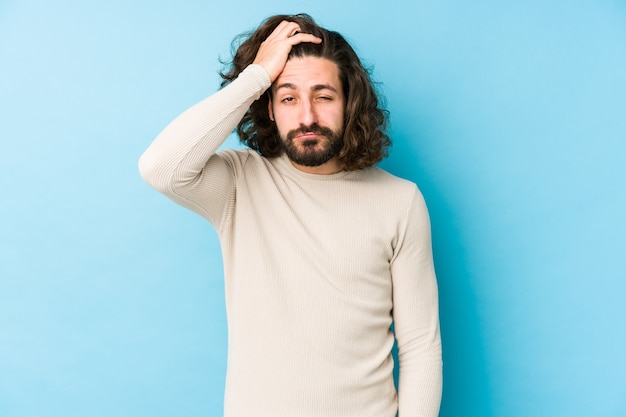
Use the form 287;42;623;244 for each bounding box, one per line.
397;342;442;417
395;269;443;417
138;64;270;203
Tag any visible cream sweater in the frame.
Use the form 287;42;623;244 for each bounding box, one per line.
139;64;442;417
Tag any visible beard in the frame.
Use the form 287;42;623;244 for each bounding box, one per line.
280;123;344;167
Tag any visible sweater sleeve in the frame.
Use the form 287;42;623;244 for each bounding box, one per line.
391;187;443;417
138;64;271;226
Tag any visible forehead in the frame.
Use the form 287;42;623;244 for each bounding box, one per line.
272;56;342;93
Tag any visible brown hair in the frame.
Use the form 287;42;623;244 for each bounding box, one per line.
220;14;390;171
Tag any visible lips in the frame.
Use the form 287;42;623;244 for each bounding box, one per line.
294;132;321;141
286;124;335;143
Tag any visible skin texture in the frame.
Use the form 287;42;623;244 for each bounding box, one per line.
269;56;345;174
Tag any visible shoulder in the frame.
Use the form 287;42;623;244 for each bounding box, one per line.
217;148;256;163
348;166;427;219
369;167;430;216
357;166;421;197
215;148;279;177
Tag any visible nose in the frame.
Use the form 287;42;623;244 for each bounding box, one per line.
298;99;318;126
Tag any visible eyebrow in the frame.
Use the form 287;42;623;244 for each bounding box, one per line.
275;83;339;93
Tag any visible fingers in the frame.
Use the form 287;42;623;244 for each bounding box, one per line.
268;21;321;44
252;20;322;82
272;21;302;39
289;32;322;45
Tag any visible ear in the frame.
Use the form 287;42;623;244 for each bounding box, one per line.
268;95;274;121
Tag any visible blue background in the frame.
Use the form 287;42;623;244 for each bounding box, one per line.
1;1;625;416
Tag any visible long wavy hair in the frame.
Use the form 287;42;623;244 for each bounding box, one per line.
220;14;390;171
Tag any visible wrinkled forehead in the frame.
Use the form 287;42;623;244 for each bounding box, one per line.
272;56;342;95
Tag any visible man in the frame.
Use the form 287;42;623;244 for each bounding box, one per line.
139;13;442;417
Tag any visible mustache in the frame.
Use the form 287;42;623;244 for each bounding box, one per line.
286;123;336;141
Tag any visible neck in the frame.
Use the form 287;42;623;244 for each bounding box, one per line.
289;157;343;175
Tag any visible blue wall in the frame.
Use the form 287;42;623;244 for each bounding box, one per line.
1;1;625;416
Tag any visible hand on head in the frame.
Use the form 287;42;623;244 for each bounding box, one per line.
252;21;322;82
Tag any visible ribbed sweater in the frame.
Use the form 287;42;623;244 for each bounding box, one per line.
139;64;442;417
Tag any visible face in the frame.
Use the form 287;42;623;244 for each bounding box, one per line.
269;56;345;172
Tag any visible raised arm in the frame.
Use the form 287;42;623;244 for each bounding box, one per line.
138;21;321;226
138;65;270;225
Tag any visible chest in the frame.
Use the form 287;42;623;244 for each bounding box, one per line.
228;175;401;294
